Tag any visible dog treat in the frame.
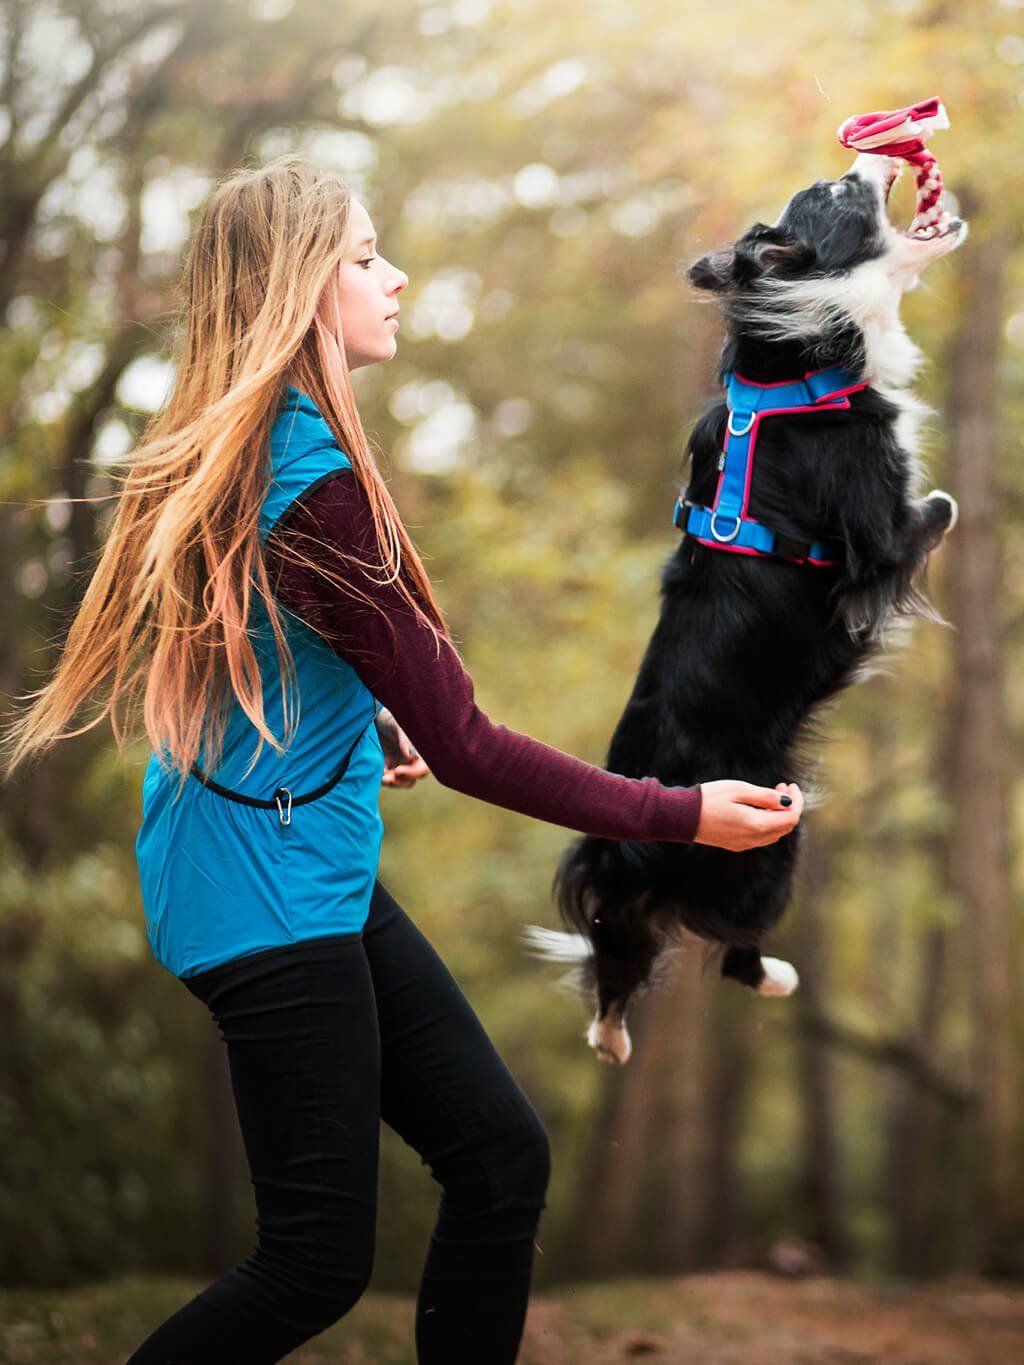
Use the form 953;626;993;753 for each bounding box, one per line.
836;96;950;237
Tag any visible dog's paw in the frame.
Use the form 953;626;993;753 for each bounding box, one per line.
587;1013;632;1065
758;957;799;997
924;489;958;537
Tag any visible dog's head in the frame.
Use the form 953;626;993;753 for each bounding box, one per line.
689;155;968;383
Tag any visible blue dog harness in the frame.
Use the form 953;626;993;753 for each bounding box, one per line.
675;365;866;565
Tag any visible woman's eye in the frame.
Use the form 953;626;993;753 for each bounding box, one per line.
358;256;377;269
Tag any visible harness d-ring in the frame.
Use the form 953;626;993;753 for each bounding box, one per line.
727;409;756;437
710;511;742;543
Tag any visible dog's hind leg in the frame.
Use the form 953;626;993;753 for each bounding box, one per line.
587;946;638;1066
587;1002;632;1066
721;945;799;997
587;912;661;1065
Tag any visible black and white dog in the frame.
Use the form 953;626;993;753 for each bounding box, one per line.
531;154;966;1064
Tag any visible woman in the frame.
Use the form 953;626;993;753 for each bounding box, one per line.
5;158;802;1363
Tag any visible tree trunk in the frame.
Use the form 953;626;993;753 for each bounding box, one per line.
793;827;850;1270
701;990;754;1266
885;924;954;1273
654;945;714;1273
572;941;713;1277
884;692;963;1275
946;222;1018;1272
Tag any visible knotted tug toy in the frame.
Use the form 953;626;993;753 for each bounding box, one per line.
836;96;950;238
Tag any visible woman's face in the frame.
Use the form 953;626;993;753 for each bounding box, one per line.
333;200;408;370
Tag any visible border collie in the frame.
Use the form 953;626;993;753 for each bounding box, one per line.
531;154;966;1065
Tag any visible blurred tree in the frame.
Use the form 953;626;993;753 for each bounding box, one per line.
1;0;429;1287
562;947;712;1278
947;220;1018;1272
3;0;1024;1292
793;829;851;1272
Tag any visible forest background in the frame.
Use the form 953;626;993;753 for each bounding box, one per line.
1;0;1023;1304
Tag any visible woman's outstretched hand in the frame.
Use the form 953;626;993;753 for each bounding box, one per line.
694;781;803;851
376;708;431;789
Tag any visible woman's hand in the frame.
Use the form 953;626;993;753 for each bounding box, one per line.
694;781;803;851
376;709;431;789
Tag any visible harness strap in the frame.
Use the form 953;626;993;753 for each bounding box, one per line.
675;364;866;566
190;710;377;822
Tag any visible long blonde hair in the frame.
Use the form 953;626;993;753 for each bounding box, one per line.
5;156;444;782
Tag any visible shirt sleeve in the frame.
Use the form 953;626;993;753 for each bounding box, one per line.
263;471;702;843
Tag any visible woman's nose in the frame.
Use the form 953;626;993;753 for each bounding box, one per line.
385;259;408;294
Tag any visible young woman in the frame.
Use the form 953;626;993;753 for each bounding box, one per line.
6;157;803;1364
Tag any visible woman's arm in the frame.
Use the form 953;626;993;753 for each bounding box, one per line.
264;472;800;846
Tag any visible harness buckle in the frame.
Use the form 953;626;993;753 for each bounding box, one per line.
274;788;293;826
710;511;743;544
727;409;756;437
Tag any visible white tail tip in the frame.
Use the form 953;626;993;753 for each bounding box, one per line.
587;1013;632;1065
522;925;591;963
758;957;799;997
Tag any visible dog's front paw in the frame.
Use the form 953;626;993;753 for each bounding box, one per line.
923;489;958;541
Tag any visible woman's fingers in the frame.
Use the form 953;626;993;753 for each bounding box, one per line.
729;781;799;810
694;779;804;851
381;756;431;788
376;708;431;788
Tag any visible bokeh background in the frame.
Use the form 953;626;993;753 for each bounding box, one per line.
2;0;1023;1314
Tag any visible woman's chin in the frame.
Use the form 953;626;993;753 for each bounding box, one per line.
347;341;398;371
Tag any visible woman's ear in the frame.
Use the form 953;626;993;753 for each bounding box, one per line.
687;249;737;293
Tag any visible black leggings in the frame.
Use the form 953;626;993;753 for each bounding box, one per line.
126;882;550;1364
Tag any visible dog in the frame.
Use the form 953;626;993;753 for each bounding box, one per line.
529;154;967;1065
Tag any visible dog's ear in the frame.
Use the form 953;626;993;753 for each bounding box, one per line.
734;231;818;284
689;233;817;293
756;240;818;277
688;249;737;293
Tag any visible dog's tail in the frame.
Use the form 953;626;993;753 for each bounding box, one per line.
553;834;598;937
522;924;593;991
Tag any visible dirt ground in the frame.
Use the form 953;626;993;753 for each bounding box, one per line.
518;1273;1024;1365
3;1271;1024;1364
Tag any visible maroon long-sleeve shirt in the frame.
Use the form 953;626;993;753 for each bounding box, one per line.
265;472;701;844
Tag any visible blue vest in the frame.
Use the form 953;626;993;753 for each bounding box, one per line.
135;388;384;978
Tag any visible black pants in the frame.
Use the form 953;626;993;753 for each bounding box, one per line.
126;882;550;1364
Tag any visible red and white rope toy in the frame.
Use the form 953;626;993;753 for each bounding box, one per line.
836;96;950;238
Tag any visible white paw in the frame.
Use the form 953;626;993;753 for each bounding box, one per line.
758;957;799;997
587;1013;632;1065
926;489;958;532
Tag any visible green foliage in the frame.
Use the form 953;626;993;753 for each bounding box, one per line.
0;835;209;1284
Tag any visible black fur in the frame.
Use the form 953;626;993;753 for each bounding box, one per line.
554;161;962;1045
